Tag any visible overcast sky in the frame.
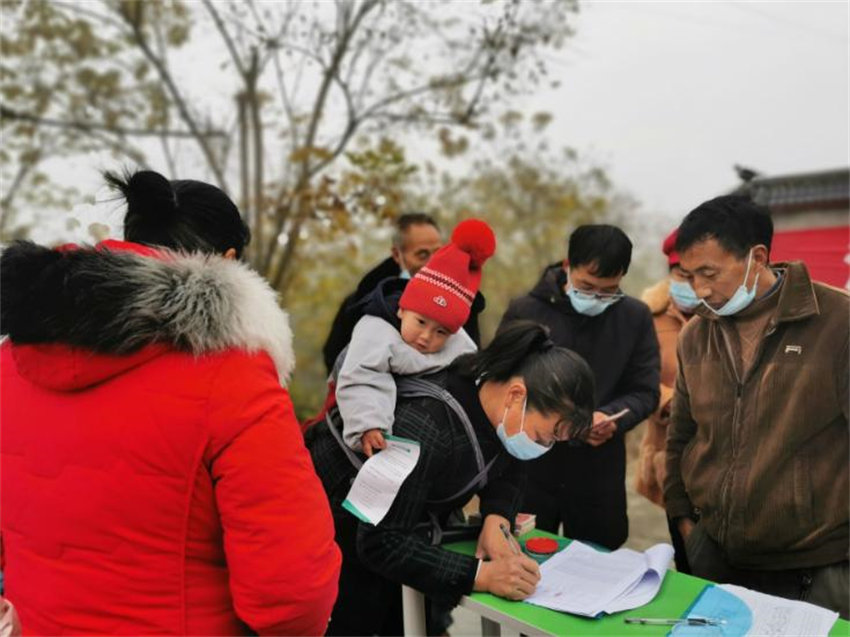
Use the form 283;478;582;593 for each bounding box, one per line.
27;0;849;246
527;0;849;225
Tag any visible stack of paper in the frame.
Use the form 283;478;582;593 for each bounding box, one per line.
525;540;673;617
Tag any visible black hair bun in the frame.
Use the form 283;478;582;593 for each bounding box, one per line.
105;169;178;221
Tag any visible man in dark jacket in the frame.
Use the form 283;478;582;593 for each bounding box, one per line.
323;213;485;373
499;224;660;549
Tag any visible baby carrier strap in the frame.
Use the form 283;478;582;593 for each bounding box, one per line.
326;375;493;501
395;376;491;502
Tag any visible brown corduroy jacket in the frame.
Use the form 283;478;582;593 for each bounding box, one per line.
635;279;689;507
664;261;849;570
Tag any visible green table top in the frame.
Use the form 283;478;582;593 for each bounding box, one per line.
444;530;850;637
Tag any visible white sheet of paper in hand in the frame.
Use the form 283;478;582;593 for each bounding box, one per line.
718;584;839;637
342;435;421;525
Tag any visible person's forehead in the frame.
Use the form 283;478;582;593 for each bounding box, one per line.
571;262;623;286
680;238;738;269
402;223;441;248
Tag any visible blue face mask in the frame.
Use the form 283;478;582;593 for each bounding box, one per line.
700;250;760;317
669;279;700;312
565;272;623;317
398;256;411;280
496;399;551;460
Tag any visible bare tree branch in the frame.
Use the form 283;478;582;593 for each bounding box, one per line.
0;154;40;237
120;2;230;191
271;47;300;151
237;94;250;213
247;50;265;263
158;133;178;179
270;0;381;291
203;0;247;78
0;106;225;139
358;72;483;122
308;71;359;177
51;0;126;31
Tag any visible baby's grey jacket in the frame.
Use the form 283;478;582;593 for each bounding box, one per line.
336;315;476;451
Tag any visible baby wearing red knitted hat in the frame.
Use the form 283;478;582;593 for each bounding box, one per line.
397;218;495;351
335;218;496;457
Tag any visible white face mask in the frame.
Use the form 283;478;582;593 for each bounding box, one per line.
495;398;551;460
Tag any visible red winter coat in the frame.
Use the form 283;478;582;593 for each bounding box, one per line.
0;240;341;636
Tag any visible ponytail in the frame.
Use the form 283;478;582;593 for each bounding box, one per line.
454;320;595;438
454;320;553;382
105;168;250;258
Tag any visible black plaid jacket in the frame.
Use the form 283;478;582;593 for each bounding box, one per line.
308;371;525;604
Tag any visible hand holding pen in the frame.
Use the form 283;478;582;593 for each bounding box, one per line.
499;523;521;555
472;520;540;601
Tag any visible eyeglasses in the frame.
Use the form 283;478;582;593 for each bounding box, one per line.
571;288;624;302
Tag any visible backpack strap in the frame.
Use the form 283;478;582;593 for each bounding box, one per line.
395;376;491;499
327;376;495;504
326;407;364;471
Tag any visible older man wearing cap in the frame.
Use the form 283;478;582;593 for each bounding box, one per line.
635;229;696;573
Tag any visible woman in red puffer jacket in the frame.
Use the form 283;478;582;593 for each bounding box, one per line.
0;170;340;636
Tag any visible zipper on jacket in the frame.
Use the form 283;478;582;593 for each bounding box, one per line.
717;324;742;548
717;321;778;549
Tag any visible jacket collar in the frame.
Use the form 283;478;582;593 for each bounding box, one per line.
354;257;401;299
529;263;578;314
771;261;820;323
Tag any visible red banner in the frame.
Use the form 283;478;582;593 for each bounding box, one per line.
771;226;849;289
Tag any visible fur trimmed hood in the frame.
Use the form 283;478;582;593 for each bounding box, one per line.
641;278;671;315
1;240;294;387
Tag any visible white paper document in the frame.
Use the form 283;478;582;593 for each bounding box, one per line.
718;584;839;637
525;540;674;617
342;435;420;525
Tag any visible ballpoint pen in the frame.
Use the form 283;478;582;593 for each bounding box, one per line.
499;523;520;555
624;617;726;626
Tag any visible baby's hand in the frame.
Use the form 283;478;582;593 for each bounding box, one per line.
361;429;387;457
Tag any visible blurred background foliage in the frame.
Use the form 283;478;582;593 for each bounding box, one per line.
0;0;664;418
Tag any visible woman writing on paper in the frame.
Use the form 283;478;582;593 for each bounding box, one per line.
309;320;595;635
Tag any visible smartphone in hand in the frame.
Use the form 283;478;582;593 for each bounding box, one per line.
592;408;630;428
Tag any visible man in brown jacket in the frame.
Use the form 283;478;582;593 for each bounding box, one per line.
665;195;848;617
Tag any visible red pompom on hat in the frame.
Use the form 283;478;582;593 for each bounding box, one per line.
662;228;680;267
399;218;496;333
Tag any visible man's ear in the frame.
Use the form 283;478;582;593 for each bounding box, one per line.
391;245;402;265
752;244;770;267
562;259;569;273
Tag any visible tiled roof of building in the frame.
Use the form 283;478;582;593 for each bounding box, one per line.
733;167;849;213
